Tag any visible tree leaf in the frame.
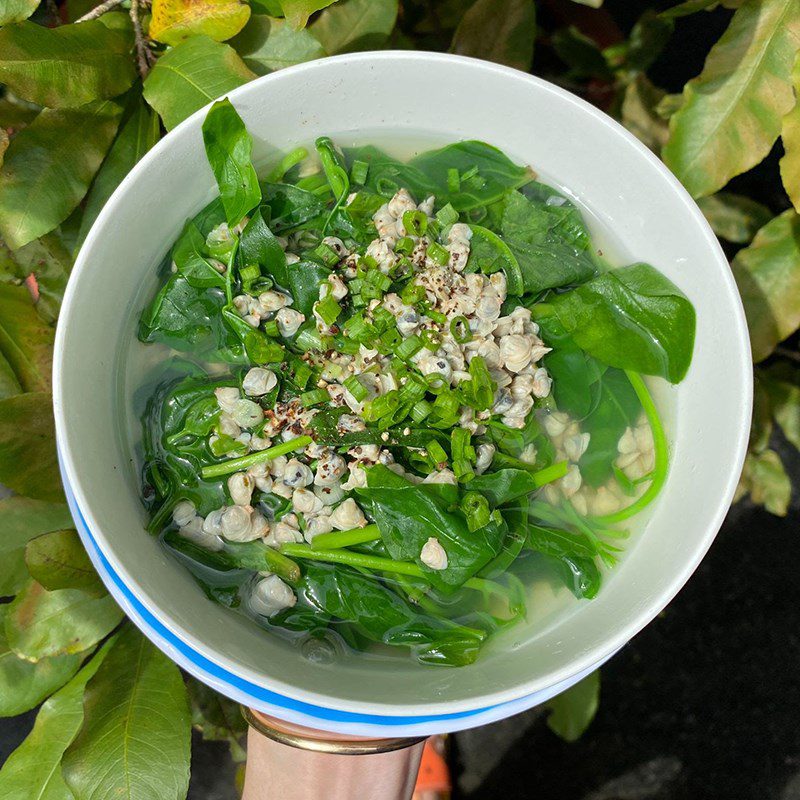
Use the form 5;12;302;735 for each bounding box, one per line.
696;191;773;243
0;100;123;250
0;352;22;399
0;18;137;108
202;97;261;227
0;496;74;597
143;35;256;131
0;392;64;501
0;283;54;392
0;605;83;718
762;364;800;451
662;0;800;198
187;677;247;761
231;15;324;75
26;529;105;596
6;579;122;661
738;448;791;515
545;669;600;742
0;640;112;800
621;74;670;153
150;0;251;46
77;98;161;250
0;0;39;24
731;210;800;361
280;0;338;30
552;26;613;80
309;0;398;55
2;231;73;323
450;0;536;72
62;625;192;800
660;0;720;19
780;51;800;212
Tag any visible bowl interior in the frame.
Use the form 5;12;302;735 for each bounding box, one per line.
55;52;751;718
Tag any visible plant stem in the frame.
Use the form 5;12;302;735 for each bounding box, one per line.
310;524;381;550
532;460;569;487
593;370;669;525
201;435;312;479
130;0;154;78
75;0;125;22
261;547;301;584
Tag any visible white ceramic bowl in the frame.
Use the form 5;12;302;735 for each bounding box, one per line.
53;52;752;737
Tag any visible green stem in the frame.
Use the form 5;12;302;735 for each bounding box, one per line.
311;524;381;550
593;371;669;525
265;147;308;183
201;435;312;479
248;545;301;584
532;460;569;487
281;543;505;596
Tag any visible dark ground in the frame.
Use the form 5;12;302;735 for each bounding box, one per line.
3;2;798;798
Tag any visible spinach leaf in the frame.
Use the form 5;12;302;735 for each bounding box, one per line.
579;368;641;486
298;562;486;667
468;469;540;506
357;464;507;593
409;141;533;211
190;197;226;237
538;317;603;419
171;222;226;289
525;523;601;599
138;275;245;363
260;182;326;232
142;375;233;524
240;208;288;288
286;259;330;317
343;144;437;200
466;225;524;296
498;191;597;292
201;98;261;227
546;262;696;383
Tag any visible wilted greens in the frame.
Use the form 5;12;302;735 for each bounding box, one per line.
134;98;694;667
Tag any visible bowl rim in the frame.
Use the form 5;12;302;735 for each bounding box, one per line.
53;49;753;727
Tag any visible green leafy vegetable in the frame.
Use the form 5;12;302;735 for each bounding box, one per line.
545;262;696;383
202;97;262;227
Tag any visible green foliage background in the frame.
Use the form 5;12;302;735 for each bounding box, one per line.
0;0;798;795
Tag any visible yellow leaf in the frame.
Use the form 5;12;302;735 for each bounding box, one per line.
781;52;800;212
149;0;251;46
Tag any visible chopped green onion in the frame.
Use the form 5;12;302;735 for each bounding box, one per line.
342;312;375;342
401;281;426;305
429;391;460;427
376;177;399;196
451;428;475;464
209;434;245;458
424;372;448;394
399;376;427;404
450;315;472;343
453;459;475;482
201;435;312;479
395;236;415;255
460;165;479;182
295;327;323;352
436;203;458;226
410;399;433;423
311;243;341;267
343;375;369;402
418;301;446;324
364;269;392;291
447;168;460;194
372;306;395;331
461;492;490;531
419;328;441;350
289;358;313;390
315;294;341;326
262;319;280;338
362;390;400;422
402;210;427;237
301;388;329;407
239;263;260;288
427;241;449;266
378;328;402;352
350;159;368;185
426;440;448;466
395;334;424;360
